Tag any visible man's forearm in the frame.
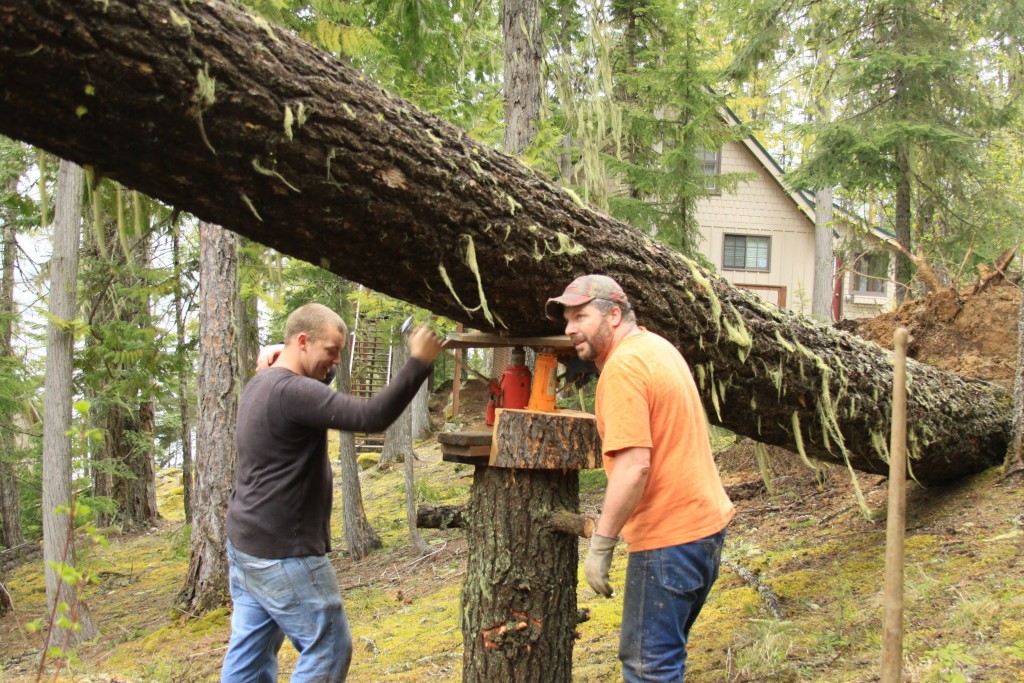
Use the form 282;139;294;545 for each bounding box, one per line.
595;447;650;538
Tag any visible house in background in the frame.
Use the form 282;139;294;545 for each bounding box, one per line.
695;109;898;320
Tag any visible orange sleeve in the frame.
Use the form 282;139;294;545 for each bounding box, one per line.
596;355;653;457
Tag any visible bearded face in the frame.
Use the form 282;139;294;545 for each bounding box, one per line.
564;303;615;364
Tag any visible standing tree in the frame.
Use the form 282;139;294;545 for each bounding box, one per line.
335;346;383;560
79;182;160;528
788;0;1015;301
0;141;27;549
502;0;542;157
171;221;196;524
391;329;430;553
177;221;240;613
411;377;432;440
378;325;415;469
40;158;98;648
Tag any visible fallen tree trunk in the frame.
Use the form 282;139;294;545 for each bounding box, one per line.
416;504;466;530
0;0;1012;483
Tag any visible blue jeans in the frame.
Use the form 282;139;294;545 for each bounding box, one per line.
619;528;726;682
221;541;352;682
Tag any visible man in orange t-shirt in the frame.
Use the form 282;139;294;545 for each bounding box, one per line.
546;274;734;682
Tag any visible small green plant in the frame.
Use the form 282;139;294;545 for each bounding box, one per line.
167;523;192;560
918;642;977;682
727;618;799;681
578;468;607;495
414;477;443;504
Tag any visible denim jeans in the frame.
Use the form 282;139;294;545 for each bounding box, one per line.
221;541;352;682
618;528;726;682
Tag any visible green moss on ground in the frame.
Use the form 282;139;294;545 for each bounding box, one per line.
2;439;1022;683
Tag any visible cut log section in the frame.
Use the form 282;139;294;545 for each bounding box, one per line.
490;408;600;470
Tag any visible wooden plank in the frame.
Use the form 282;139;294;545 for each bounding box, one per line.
489;408;601;470
438;430;493;447
442;333;574;350
441;451;490;465
441;443;493;457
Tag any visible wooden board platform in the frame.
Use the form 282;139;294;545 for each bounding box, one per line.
442;332;574;350
439;430;493;464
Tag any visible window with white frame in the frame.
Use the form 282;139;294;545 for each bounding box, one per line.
851;252;889;295
697;147;722;193
723;234;770;272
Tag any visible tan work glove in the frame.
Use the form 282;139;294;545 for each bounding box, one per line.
584;533;618;597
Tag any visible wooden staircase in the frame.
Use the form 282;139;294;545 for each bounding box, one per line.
348;311;396;453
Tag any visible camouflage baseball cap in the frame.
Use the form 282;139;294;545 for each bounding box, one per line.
545;274;630;320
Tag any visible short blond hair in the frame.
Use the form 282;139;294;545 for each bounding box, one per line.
285;303;348;343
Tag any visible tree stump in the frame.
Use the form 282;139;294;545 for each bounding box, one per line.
461;408;600;683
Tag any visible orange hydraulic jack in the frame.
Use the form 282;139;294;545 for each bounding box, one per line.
526;348;560;412
485;347;531;425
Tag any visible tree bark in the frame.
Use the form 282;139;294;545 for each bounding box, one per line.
0;177;24;549
894;139;914;303
491;409;599;469
171;224;194;525
462;466;580;683
0;0;1011;484
41;158;98;647
236;237;260;381
383;333;430;552
812;186;835;320
502;0;543;157
335;349;382;560
379;338;414;468
416;504;466;530
411;379;433;441
177;221;238;614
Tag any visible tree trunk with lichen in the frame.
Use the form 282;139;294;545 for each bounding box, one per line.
0;0;1012;484
177;221;239;614
461;466;580;683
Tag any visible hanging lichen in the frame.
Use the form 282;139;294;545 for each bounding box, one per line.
252;158;300;193
284;105;295;140
681;257;722;340
37;150;49;227
870;430;890;464
506;194;521;216
115;185;135;269
437;236;503;329
536;232;586;259
246;12;282;43
131;191;142;236
790;411;821;478
722;304;752;363
754;442;775;495
774;330;795;353
168;8;190;32
561;186;586;209
239;192;262;221
193;64;217;155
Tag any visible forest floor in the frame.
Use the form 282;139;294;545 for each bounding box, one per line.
1;278;1022;683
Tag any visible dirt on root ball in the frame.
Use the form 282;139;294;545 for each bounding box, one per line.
840;276;1020;387
430;377;492;430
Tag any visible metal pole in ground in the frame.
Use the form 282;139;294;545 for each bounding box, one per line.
881;327;909;682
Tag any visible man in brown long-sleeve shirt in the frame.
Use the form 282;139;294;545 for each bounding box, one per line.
222;303;442;682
